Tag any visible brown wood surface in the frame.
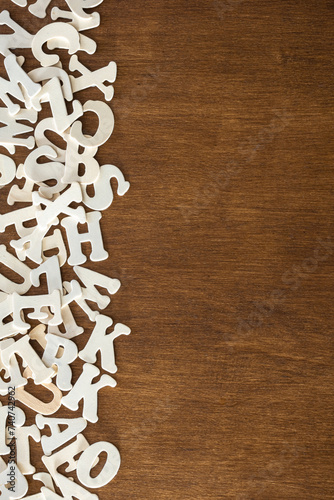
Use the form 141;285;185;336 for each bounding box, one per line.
0;0;334;499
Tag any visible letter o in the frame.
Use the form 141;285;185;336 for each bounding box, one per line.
76;441;120;488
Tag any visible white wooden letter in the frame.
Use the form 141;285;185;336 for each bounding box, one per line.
61;211;108;266
0;107;37;154
61;363;116;423
77;441;121;488
82;164;130;211
0;10;33;57
33;182;86;230
36;415;87;456
70;100;114;148
69;55;116;100
0;154;16;186
0;54;41;115
0;244;32;294
12;290;63;330
32;22;80;67
79;315;130;374
42;435;98;500
1;336;54;385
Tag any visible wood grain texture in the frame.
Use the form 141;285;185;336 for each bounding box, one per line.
0;0;334;498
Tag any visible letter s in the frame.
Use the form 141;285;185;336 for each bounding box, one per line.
82;164;130;211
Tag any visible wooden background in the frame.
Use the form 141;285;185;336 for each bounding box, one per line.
0;0;334;498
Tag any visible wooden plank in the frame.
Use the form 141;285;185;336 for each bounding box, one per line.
0;0;333;498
